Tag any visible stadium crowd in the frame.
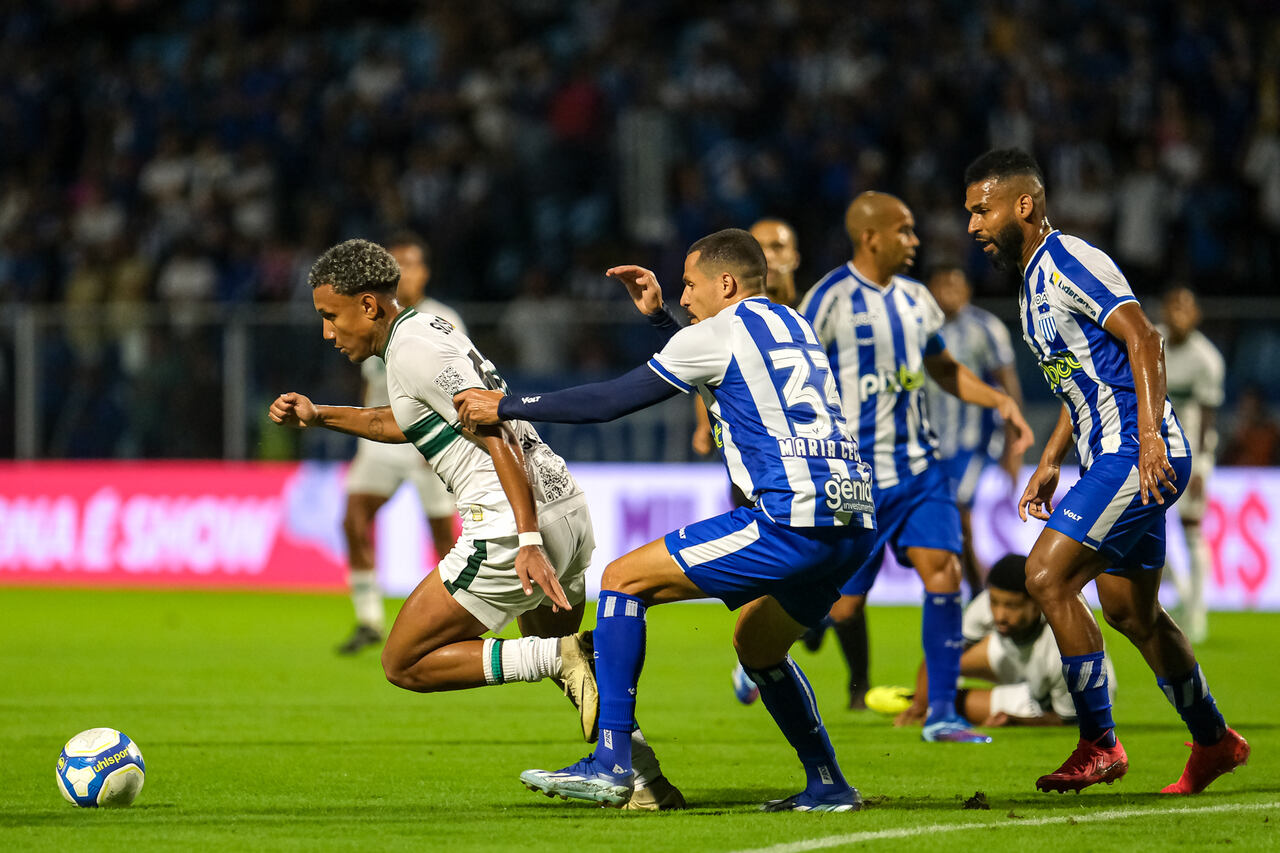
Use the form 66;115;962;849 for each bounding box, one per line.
1;0;1278;458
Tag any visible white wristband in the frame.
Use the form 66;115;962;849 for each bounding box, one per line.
518;531;543;548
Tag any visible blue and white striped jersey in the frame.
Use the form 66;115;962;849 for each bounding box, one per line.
800;264;946;489
1020;231;1190;469
647;296;874;529
925;304;1016;460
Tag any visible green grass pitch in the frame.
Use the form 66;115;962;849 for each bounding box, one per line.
0;587;1273;851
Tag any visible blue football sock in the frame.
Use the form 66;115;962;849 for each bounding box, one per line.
1158;664;1227;746
922;591;964;723
1062;651;1116;747
743;656;849;796
592;591;646;776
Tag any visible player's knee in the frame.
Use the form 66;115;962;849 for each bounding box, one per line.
380;648;432;692
828;595;864;626
343;507;373;541
600;558;648;599
732;630;787;670
1022;555;1056;605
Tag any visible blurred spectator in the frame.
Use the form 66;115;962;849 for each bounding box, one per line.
0;0;1277;459
1221;386;1280;467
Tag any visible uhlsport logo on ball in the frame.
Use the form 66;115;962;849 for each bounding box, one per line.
56;728;146;808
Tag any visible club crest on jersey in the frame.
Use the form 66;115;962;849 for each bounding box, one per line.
1037;314;1059;343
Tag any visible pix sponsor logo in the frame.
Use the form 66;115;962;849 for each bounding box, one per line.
855;365;925;402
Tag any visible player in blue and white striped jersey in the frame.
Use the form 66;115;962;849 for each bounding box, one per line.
924;265;1025;592
964;148;1247;796
456;228;878;813
800;192;1034;744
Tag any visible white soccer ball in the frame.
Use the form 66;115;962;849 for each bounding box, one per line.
56;728;146;808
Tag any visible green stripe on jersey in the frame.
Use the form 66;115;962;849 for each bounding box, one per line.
417;426;461;459
402;410;445;443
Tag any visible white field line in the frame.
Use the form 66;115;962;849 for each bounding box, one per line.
733;801;1277;853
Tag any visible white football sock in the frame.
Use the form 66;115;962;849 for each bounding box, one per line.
1186;524;1210;635
349;569;383;631
631;728;662;788
481;637;562;685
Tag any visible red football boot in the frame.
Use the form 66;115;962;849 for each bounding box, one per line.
1036;731;1128;793
1161;728;1250;794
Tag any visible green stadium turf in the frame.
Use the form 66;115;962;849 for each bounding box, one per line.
0;588;1273;851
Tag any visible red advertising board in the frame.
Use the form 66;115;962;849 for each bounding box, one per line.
0;462;348;590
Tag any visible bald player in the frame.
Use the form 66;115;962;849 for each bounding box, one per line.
797;191;1033;743
964;148;1246;794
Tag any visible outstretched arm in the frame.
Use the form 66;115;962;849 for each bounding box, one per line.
924;349;1034;458
454;364;682;428
608;264;684;343
268;392;407;442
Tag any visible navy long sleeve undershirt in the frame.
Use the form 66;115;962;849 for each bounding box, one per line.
498;363;682;424
496;306;687;424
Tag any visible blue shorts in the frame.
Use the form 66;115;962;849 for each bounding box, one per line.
840;464;963;596
939;449;992;508
665;505;876;627
1047;453;1192;571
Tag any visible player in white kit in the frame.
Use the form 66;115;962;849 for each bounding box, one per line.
338;233;464;654
1158;287;1224;643
268;239;682;809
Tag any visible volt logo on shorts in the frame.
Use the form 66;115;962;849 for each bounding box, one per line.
823;471;874;513
1063;509;1083;521
856;365;925;402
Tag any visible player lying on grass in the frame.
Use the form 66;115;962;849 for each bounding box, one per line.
886;554;1116;729
965;148;1248;795
268;238;683;811
456;228;879;813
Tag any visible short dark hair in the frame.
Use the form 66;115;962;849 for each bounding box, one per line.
964;148;1045;188
309;238;400;295
385;230;431;265
687;228;767;293
986;554;1029;596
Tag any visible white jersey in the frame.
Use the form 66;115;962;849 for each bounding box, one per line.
801;264;946;490
1158;326;1224;461
1020;231;1189;469
962;590;1114;720
648;296;874;529
382;307;583;539
362;297;467;408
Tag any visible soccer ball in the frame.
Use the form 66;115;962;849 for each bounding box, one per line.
56;728;146;808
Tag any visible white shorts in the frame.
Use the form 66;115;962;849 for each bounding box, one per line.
440;500;594;633
346;438;455;517
987;682;1045;718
